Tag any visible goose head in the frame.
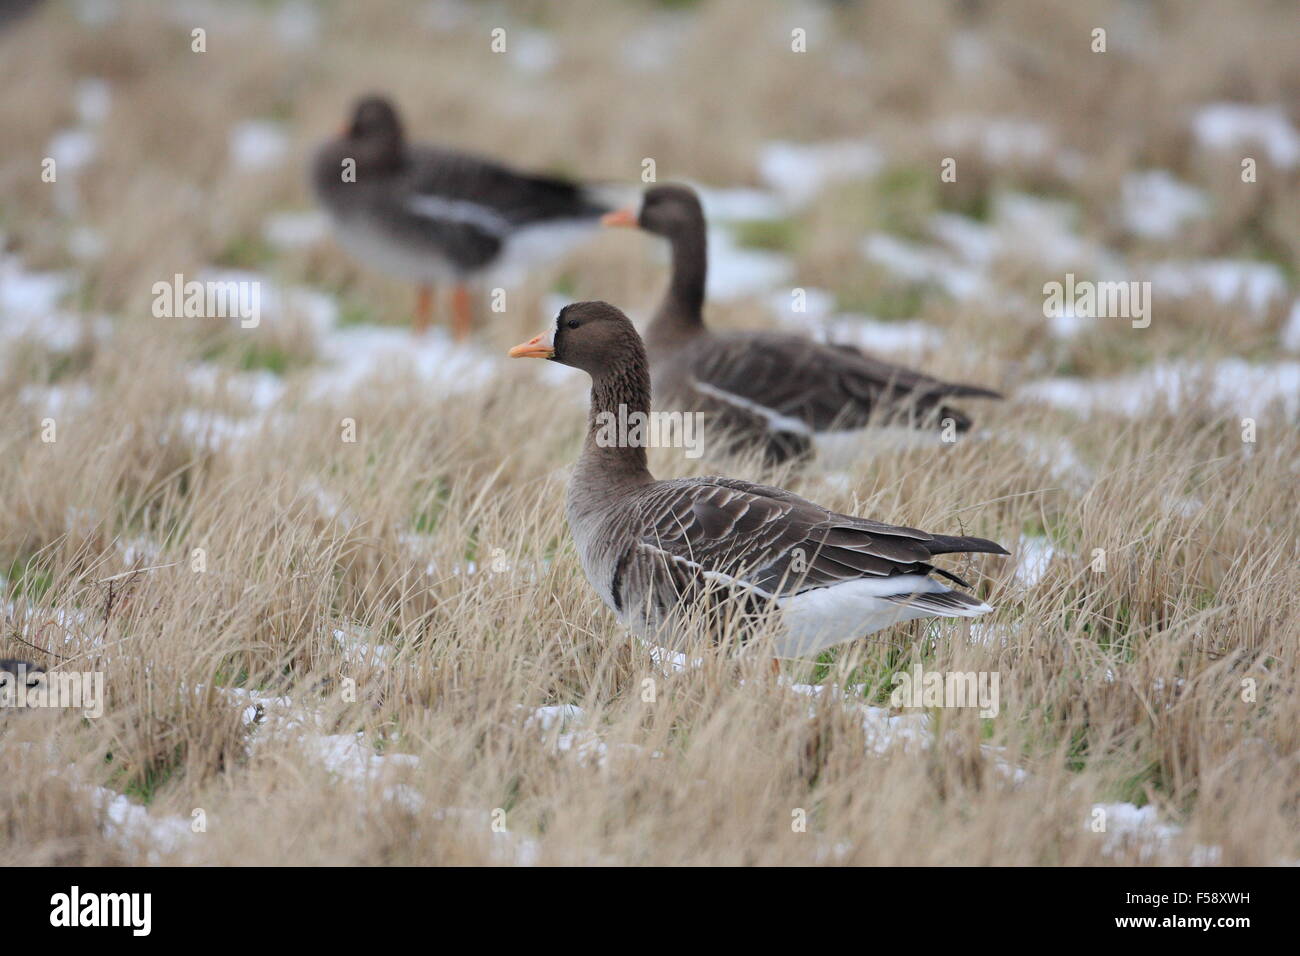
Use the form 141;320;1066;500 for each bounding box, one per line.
601;183;704;241
509;301;643;377
337;94;405;167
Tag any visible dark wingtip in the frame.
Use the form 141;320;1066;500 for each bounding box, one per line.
968;536;1011;556
924;534;1010;556
941;407;974;432
946;383;1003;400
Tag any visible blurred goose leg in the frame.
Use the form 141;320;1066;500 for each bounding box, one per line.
451;284;472;341
413;284;433;336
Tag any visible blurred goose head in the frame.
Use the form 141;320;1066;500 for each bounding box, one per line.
337;94;405;169
602;183;704;240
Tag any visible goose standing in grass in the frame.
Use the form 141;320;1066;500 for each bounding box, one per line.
602;184;1001;463
509;301;1007;659
313;95;612;339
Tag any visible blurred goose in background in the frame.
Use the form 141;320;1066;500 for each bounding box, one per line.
313;95;613;339
0;0;44;31
509;301;1007;660
0;658;43;700
603;184;1001;464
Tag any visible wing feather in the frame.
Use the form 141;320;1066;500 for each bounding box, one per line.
691;332;999;434
632;476;959;600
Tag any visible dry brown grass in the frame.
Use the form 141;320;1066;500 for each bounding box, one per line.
1;0;1297;865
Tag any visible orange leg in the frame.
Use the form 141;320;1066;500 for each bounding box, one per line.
451;284;472;342
771;658;782;679
413;285;433;336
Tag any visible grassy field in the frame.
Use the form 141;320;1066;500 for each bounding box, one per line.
1;0;1297;865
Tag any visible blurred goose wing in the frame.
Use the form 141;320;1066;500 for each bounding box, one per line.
691;332;1001;434
395;146;609;271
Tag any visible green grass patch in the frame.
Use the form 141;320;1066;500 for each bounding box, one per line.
106;744;185;806
835;280;931;320
873;164;938;238
732;217;799;252
411;477;452;533
336;299;379;328
215;234;278;271
200;338;300;375
4;555;54;602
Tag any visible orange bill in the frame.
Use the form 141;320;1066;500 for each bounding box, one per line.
600;207;637;228
508;329;555;359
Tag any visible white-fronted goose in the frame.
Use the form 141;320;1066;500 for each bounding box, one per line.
602;184;1001;463
313;95;611;339
509;301;1008;659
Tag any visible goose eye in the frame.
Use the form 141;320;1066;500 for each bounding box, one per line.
566;319;580;330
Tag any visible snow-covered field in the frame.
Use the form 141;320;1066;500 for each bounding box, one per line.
1;0;1296;866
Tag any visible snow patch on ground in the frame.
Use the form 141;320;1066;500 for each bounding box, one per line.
1192;103;1300;169
1;253;73;319
115;536;161;566
635;637;701;675
0;311;110;353
231;676;544;868
969;618;1018;649
1282;300;1300;353
929;212;999;266
74;77;112;125
992;193;1124;276
332;625;392;665
229;120;289;171
18;383;96;418
793;683;933;756
91;786;193;861
311;325;497;398
262;210;330;250
765;289;947;354
67;226;105;261
932;116;1076;175
1121;170;1208;240
827;316;944;354
3;601;97;652
694;184;787;223
46;128;98;173
1013;535;1057;588
707;228;795;301
861;233;989;301
619;17;685;74
509;30;557;76
1144;259;1287;316
174;409;270;452
757;139;884;208
523;705;613;767
185;365;286;411
1089;802;1221;865
766;286;836;322
273;0;319;47
1018;359;1300;419
198;268;338;334
71;0;120;26
304;733;420;779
